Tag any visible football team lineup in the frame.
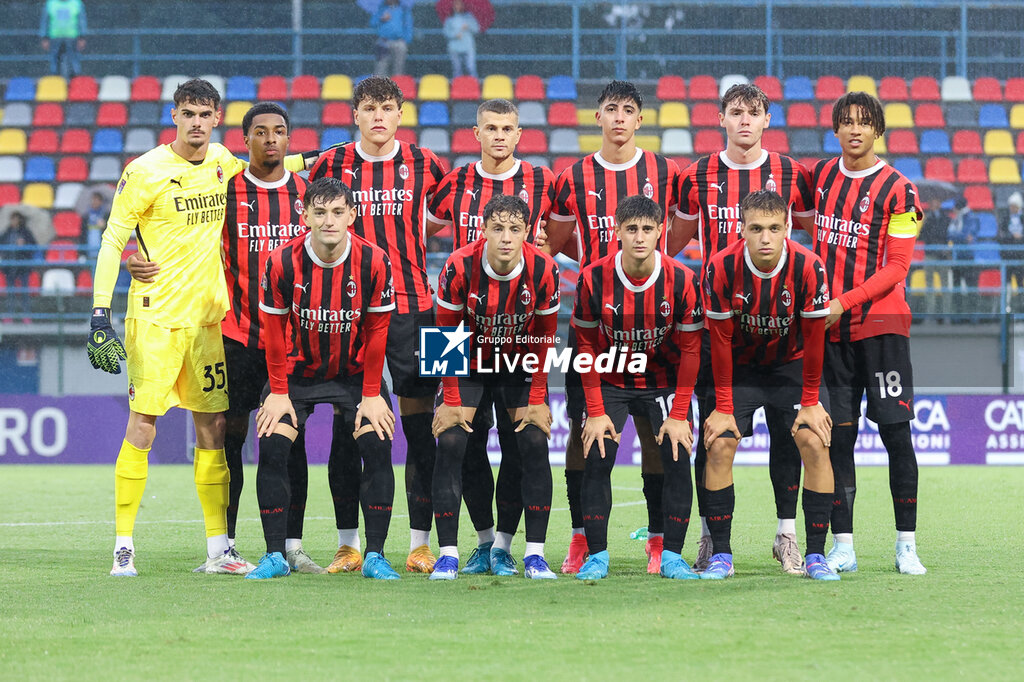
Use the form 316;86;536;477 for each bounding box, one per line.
83;74;927;584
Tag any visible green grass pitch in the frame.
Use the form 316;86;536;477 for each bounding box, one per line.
1;464;1022;680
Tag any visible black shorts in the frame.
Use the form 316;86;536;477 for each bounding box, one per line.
824;334;915;425
566;327;660;424
261;375;393;432
224;336;268;417
438;371;535;413
387;308;441;399
730;359;831;438
596;382;686;435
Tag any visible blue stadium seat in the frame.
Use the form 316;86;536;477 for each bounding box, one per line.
783;76;814;101
823;130;841;154
892;157;923;181
93;129;124;154
226;76;257;101
767;103;785;127
546;76;577;100
976;212;998;240
5;77;36;101
419;101;450;126
160;102;175;126
974;243;1001;263
23;156;55;182
920;129;951;154
321;128;351;148
978;104;1008;128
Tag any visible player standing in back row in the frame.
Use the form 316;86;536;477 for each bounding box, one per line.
812;92;926;575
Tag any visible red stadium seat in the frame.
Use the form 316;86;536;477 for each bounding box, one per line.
515;75;545;100
912;244;925;262
690;102;720;127
28;271;41;292
290;75;320;99
67;75;98;101
693;129;724;154
451;128;477;154
552;156;576;175
978;269;1002;292
688;75;718;100
60;129;91;154
394;128;417;145
257;75;288;100
923;157;954;182
391;75;416;101
964;185;994;210
46;240;78;263
56;156;88;182
753;75;782;101
547;102;577;127
670;156;691;170
130;76;161;101
972;77;1002;102
224;129;246;154
33;102;64;126
886;130;918;154
799;157;821;172
787;103;817;128
516;129;547;154
1006;78;1024;103
96;102;127;127
449;76;480;101
656;75;686;101
75;269;92;293
321;101;353;126
818;102;834;128
158;129;176;145
957;158;988;184
0;184;21;204
761;129;788;154
289;127;318;153
878;76;908;101
909;76;940;101
27;129;58;154
952;130;983;155
914;103;945;128
1017;131;1024;155
53;212;82;238
815;75;845;100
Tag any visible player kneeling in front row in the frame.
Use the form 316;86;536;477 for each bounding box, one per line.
429;195;561;580
251;177;400;580
701;190;838;581
572;195;704;581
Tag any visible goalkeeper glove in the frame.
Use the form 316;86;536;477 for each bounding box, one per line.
88;307;127;374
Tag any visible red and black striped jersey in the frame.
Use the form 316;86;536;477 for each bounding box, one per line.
428;159;556;250
571;251;703;389
550;149;679;268
260;232;394;381
221;169;307;349
811;157;921;341
676;150;814;265
309;140;446;314
437;239;560;369
704;238;830;366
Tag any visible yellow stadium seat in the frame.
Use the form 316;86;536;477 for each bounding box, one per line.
846;75;877;97
578;134;603;154
659;102;689;127
1010;104;1024;129
481;75;513;100
873;135;887;155
36;75;67;102
642;108;658;127
224;101;252;127
989;157;1022;184
23;183;54;209
909;270;927;291
400;101;417;127
634;134;660;152
418;74;449;101
883;103;913;128
0;129;27;154
322;74;353;101
577;108;597;126
984;130;1014;156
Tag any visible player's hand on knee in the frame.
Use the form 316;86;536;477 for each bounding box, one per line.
125;252;160;283
516;403;552;437
355;394;395;441
257;393;296;438
87;307;127;374
582;414;617;459
657;417;693;461
432;403;472;438
792;403;832;448
703;410;738;449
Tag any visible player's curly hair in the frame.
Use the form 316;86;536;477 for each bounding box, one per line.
721;83;770;114
740;189;788;220
173;78;221;109
615;195;663;227
482;194;530;226
598;80;643;111
353;76;404;109
832;91;886;136
242;102;290;136
477;98;519;123
304;177;355;210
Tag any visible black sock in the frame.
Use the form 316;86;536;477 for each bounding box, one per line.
328;417;361;530
401;412;436;532
693;395;712;518
433;426;469;548
515;422;551;544
357;431;394;555
494;409;523;535
829;424;859;534
286;428;308;540
879;422;918;532
256;433;292;556
581;439;617;554
802;489;832;556
767;410;801;520
223;423;246;540
642;472;665;534
565;469;584;529
704;485;735;556
460;407;495;532
660;441;693;554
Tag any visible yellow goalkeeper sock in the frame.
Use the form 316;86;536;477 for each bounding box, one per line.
114;440;149;537
194;447;230;539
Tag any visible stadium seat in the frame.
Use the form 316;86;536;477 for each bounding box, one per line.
914;103;945;127
940;76;972;102
547;101;577;127
951;129;982;155
964;184;994;210
957;158;988;184
451;129;478;154
158;129;176;145
159;102;175;126
1005;77;1024;103
321;101;353;126
909;76;940;101
394;128;419;145
691;102;720;127
783;76;814;101
440;75;475;101
693;129;724;154
920;129;951;154
549;128;580;154
418;74;450;101
257;75;288;101
384;74;413;101
225;75;257;101
320;128;351;148
27;129;58;154
98;75;130;102
767;103;785;127
1009;104;1024;129
753;75;782;101
89;156;122;182
198;75;225;99
656;75;686;101
718;74;748;99
786;103;817;128
45;240;77;263
66;102;95;126
41;268;76;295
670;156;692;170
823;130;841;154
56;156;88;182
0;183;21;203
517;101;546;126
577;107;597;127
36;75;67;102
5;77;35;101
789;129;822;155
54;183;81;210
130;76;161;101
688;75;718;100
452;101;478;126
0;156;23;182
477;74;510;100
32;102;64;126
578;134;602;154
978;104;1008;128
24;157;55;182
23;183;54;208
517;129;547;155
289;128;318;153
984;130;1014;156
977;212;999;240
659;102;689;128
878;76;908;101
546;76;577;100
419;128;450;154
989;158;1022;184
223;128;246;154
513;75;544;100
846;75;877;97
321;74;352;101
815;75;845;100
924;157;954;182
224;101;251;127
60;128;91;153
661;129;693;155
818;102;834;128
887;130;918;154
944;102;978;129
128;101;160;126
53;212;83;239
452;154;477;168
873;135;886;155
288;100;321;126
1018;131;1024;155
0;129;27;154
972;77;1002;102
892;157;923;180
67;75;98;101
399;101;417;126
634;134;660;152
290;75;320;100
1;102;32;127
96;102;128;127
418;101;449;126
883;103;914;128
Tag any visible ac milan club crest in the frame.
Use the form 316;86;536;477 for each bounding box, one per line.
128;383;135;401
765;174;777;193
643;181;654;199
519;188;530;203
216;165;224;183
399;164;409;180
519;286;532;306
346;279;357;298
859;194;871;213
659;300;672;318
294;198;304;214
781;286;792;308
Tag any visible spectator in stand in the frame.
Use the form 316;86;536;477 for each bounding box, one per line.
83;192;109;258
946;197;980;315
1;212;38;320
997;191;1024;290
443;0;480;79
372;0;413;76
40;0;87;78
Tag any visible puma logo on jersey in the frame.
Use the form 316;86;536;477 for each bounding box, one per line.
588;189;605;200
239;200;256;210
604;303;621;314
469;293;485;304
466;189;480;200
817;187;828;198
169;178;182;187
710;182;725;192
735;293;752;303
344;169;358;177
294;282;310;293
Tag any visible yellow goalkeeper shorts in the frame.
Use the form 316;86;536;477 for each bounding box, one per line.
125;320;228;416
